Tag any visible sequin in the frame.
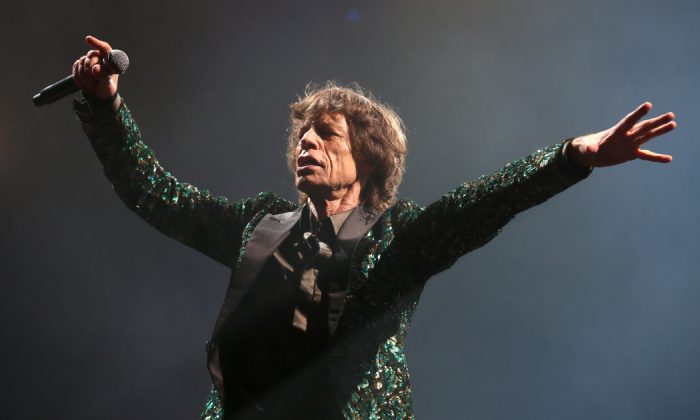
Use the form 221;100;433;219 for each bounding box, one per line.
76;98;591;420
200;387;223;420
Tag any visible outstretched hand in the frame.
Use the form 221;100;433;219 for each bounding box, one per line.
72;35;119;99
568;103;676;168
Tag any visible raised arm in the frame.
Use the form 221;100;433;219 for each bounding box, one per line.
394;103;676;279
72;36;294;268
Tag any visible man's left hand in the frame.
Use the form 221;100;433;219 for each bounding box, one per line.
568;102;676;168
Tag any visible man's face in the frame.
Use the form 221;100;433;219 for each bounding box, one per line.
295;112;369;199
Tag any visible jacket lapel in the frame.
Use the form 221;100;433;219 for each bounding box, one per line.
328;206;385;336
211;204;384;340
211;206;304;339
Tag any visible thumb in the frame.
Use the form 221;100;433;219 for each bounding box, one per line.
85;35;112;54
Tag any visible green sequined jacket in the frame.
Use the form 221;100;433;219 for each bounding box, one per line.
75;96;590;419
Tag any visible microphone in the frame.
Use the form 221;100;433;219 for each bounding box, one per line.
32;49;129;107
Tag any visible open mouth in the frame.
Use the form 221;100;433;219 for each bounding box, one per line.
297;155;324;168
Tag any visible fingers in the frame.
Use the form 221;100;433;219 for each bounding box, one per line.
73;37;119;98
85;35;112;54
636;121;677;146
633;116;676;164
77;56;88;79
72;50;106;87
84;37;111;77
73;57;92;88
78;56;95;78
86;49;101;60
636;148;673;163
86;50;102;76
72;59;80;80
617;102;652;133
630;112;675;137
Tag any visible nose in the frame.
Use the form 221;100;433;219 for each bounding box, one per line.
299;127;320;151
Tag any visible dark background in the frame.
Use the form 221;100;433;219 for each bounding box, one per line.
1;0;698;418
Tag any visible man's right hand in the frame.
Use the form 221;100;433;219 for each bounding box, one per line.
72;35;119;99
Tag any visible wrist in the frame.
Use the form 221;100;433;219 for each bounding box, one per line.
82;90;120;111
74;92;122;122
562;137;594;171
565;136;594;168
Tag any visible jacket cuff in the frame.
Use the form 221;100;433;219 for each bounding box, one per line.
558;138;593;178
73;92;122;123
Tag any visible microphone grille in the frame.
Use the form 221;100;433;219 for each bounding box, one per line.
105;49;130;75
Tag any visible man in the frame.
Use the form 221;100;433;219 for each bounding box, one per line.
72;35;676;419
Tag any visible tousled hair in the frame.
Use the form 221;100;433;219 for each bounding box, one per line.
287;82;407;212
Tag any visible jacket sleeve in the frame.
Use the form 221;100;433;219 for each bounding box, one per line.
393;141;592;279
74;95;287;268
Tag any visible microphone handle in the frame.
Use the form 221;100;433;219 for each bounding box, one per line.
33;50;128;107
32;75;78;107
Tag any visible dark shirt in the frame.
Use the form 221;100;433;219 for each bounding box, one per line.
219;205;352;419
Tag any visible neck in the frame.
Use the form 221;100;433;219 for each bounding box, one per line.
307;183;362;220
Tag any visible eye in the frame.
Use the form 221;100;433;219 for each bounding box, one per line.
319;129;335;139
316;124;338;139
